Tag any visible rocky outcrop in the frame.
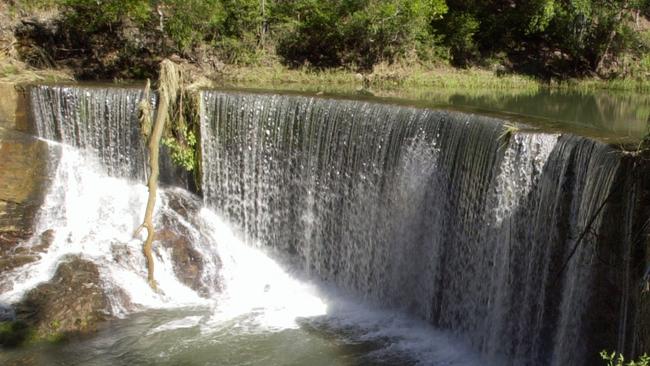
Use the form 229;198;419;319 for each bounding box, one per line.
1;256;110;347
12;256;110;342
0;127;54;280
0;230;54;291
156;226;206;295
0;83;30;132
156;191;220;297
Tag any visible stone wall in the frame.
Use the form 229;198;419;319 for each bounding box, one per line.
0;82;51;259
0;83;29;132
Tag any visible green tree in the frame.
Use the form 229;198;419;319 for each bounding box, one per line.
213;0;265;64
275;0;447;70
435;0;650;76
60;0;151;32
159;0;224;52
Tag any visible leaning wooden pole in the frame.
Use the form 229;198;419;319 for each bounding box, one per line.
136;60;181;290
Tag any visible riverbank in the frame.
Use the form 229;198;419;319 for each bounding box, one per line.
2;0;650;95
4;56;649;96
219;62;650;93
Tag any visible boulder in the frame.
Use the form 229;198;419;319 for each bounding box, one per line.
0;229;57;294
155;190;220;297
156;225;207;296
11;255;111;343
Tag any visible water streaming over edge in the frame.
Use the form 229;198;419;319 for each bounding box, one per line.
0;85;641;365
200;91;636;366
0;85;509;366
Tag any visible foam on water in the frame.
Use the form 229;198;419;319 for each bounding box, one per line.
147;316;204;336
199;208;328;331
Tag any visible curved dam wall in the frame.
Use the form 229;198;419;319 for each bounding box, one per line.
200;91;648;365
1;84;646;365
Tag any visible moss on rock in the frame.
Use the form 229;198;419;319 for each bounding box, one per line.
12;255;111;344
0;320;32;348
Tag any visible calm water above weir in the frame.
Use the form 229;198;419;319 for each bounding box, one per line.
221;85;650;143
0;84;647;366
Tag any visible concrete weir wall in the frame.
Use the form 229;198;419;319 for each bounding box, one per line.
0;82;52;256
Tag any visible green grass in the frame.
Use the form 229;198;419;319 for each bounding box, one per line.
219;61;650;94
0;58;72;83
220;62;541;91
556;78;650;93
7;0;58;14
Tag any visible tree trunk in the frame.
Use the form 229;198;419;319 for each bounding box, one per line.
136;60;181;290
596;3;628;76
139;93;167;290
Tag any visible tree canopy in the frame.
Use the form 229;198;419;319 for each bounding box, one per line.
12;0;650;78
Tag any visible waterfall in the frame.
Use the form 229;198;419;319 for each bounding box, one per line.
0;143;221;311
30;85;149;180
9;85;641;365
1;86;221;314
200;91;638;365
29;85;186;186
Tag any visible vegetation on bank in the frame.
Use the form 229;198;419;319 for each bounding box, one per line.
1;0;649;89
219;62;650;92
0;320;33;347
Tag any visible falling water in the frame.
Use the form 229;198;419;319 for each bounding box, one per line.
0;85;498;365
29;85;186;186
0;143;220;311
201;91;637;366
2;86;640;365
30;85;149;180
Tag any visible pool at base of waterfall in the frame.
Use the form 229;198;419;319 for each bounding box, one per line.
0;308;482;366
0;275;484;366
0;310;400;366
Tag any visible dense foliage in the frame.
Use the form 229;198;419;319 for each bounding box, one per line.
9;0;650;78
272;0;448;69
435;0;650;76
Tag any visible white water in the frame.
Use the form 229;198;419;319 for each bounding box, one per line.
0;143;205;310
199;208;328;332
0;141;483;365
11;85;639;365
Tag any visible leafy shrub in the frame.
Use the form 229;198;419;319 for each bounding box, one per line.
434;12;480;67
161;0;224;52
601;351;650;366
60;0;151;32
